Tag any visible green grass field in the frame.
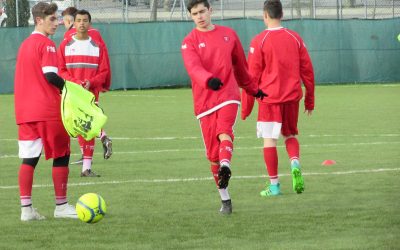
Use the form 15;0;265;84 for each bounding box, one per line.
1;84;400;249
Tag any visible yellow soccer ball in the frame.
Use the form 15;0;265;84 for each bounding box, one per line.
76;193;107;223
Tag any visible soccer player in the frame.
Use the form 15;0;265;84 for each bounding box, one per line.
242;0;315;196
14;2;77;221
58;9;112;177
61;7;112;167
181;0;267;214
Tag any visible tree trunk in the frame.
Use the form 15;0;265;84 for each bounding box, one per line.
294;0;301;18
6;0;30;27
150;0;157;21
372;0;377;19
308;0;314;18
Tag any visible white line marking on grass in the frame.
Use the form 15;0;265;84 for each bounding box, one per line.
0;154;19;158
110;141;400;155
375;84;400;87
96;134;400;140
0;168;398;190
1;134;399;142
1;141;399;159
308;134;400;137
111;136;199;140
111;95;176;98
300;141;400;147
327;84;400;88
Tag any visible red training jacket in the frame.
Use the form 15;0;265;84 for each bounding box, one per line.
241;27;315;120
58;36;111;100
181;25;258;119
63;27;112;91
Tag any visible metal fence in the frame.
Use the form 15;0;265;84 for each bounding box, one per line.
67;0;400;22
0;0;400;26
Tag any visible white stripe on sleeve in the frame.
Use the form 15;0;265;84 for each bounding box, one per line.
42;66;58;74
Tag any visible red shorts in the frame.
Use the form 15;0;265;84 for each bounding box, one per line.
257;102;299;138
199;104;238;162
18;121;70;160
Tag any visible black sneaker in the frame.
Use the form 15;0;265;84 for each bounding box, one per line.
101;136;112;159
218;165;231;189
220;199;232;215
70;156;83;165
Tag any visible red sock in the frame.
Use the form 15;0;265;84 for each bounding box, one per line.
263;147;278;183
19;164;35;206
83;139;95;160
210;164;219;186
285;137;300;161
219;140;233;167
78;136;85;155
52;167;69;205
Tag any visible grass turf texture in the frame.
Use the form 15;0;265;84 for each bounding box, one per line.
0;84;399;249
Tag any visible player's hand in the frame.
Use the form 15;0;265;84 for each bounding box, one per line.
82;80;90;90
207;78;223;91
253;89;267;100
304;109;313;116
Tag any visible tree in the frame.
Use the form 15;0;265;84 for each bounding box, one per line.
343;0;356;8
6;0;30;27
294;0;301;18
150;0;157;21
308;0;314;18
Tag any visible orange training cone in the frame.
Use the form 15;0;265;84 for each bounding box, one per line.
322;160;336;166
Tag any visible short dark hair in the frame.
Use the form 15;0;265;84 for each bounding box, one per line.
62;6;78;17
263;0;283;19
74;9;91;22
187;0;210;13
31;2;58;25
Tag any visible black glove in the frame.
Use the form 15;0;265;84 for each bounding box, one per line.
254;89;268;100
207;78;223;91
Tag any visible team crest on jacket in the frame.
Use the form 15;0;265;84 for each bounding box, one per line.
223;36;230;42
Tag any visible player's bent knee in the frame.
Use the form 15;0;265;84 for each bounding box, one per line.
22;156;40;168
218;133;232;142
283;134;297;140
263;138;278;147
210;161;219;166
53;155;70;167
